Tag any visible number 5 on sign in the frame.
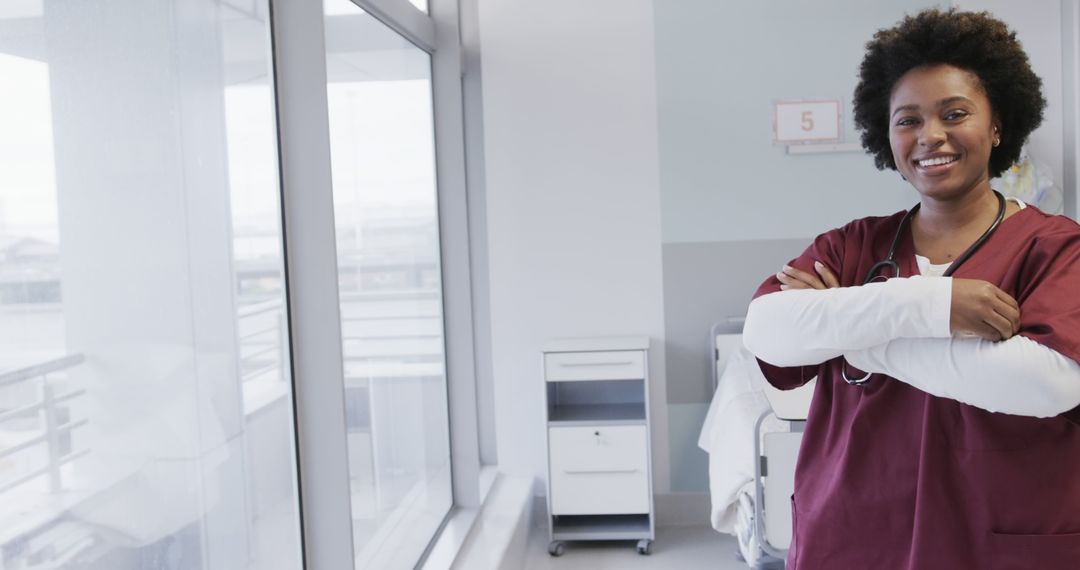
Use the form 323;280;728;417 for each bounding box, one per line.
774;100;841;144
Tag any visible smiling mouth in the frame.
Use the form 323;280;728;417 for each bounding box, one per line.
915;155;959;168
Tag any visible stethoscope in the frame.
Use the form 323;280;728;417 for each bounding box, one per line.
842;190;1007;386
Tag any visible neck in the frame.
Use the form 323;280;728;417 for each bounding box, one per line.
913;184;998;237
909;182;1007;264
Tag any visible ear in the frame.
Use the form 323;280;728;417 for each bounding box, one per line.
991;116;1003;148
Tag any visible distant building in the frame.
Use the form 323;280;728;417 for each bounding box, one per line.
0;236;61;304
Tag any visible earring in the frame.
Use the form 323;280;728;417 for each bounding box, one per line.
993;138;1000;147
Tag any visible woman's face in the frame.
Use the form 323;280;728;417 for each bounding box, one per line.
888;64;999;201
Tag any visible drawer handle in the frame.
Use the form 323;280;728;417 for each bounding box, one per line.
563;469;639;475
559;361;634;367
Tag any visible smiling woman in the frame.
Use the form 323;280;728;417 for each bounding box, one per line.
740;8;1080;570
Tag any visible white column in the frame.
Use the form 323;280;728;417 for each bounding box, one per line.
44;0;248;567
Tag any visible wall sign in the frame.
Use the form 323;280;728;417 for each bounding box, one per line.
773;100;842;144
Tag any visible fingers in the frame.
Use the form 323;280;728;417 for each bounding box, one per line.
778;264;826;290
991;299;1021;335
987;285;1021;335
952;279;1023;340
775;271;806;291
992;287;1021;317
981;311;1015;341
814;261;841;289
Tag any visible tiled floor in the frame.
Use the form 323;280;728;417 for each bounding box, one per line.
524;526;753;570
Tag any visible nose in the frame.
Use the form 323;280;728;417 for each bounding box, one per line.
918;118;945;148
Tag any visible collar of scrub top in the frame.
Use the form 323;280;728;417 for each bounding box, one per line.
842;190;1007;386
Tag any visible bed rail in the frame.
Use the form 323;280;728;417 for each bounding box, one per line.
709;317;745;391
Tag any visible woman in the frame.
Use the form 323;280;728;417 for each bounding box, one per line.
742;9;1080;569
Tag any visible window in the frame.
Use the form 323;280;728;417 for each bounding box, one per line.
0;2;302;568
323;2;453;567
1;0;473;567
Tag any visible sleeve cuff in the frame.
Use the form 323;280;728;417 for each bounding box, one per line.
896;275;952;338
927;276;952;338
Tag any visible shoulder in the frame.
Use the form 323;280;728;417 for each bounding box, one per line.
1010;208;1080;290
1017;207;1080;246
843;210;909;233
800;211;909;270
1028;207;1080;232
815;210;909;243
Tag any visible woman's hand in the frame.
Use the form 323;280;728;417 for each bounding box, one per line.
776;261;840;290
950;279;1021;341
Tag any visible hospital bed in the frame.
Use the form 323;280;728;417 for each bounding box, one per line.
698;320;815;569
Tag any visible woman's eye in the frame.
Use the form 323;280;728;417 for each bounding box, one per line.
945;110;968;120
895;118;917;127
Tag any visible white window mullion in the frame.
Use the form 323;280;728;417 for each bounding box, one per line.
429;0;483;510
269;1;356;568
455;0;499;469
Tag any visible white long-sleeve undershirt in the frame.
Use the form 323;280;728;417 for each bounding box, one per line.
743;278;1080;418
846;335;1080;417
743;276;953;367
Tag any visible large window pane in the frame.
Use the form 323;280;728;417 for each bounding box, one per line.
0;1;302;568
323;2;452;568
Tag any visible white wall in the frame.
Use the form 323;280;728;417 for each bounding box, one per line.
655;0;936;245
477;0;670;493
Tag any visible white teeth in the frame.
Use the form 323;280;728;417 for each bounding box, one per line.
918;156;958;167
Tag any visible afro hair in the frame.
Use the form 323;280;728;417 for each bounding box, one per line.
853;8;1045;178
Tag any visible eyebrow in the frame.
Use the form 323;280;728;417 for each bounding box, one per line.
891;96;975;118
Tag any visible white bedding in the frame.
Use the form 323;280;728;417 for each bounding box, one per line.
697;344;788;534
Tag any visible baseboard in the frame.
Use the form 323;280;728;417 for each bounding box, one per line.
531;492;711;529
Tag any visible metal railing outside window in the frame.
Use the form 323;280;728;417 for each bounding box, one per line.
0;354;88;497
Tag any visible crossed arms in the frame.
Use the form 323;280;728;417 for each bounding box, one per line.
743;267;1080;418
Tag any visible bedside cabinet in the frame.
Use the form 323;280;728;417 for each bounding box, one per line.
542;337;654;556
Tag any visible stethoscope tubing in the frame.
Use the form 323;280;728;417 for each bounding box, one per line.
843;190;1007;386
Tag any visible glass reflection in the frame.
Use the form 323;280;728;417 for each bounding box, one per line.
0;1;302;568
323;1;452;568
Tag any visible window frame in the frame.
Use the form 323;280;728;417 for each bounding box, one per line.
269;0;482;567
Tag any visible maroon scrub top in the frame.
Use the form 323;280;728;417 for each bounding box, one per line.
752;205;1080;570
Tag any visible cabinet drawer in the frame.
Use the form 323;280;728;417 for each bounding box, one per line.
549;426;649;515
544;351;645;382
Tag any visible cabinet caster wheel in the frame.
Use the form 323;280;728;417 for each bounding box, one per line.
548;541;566;557
636;539;652;555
